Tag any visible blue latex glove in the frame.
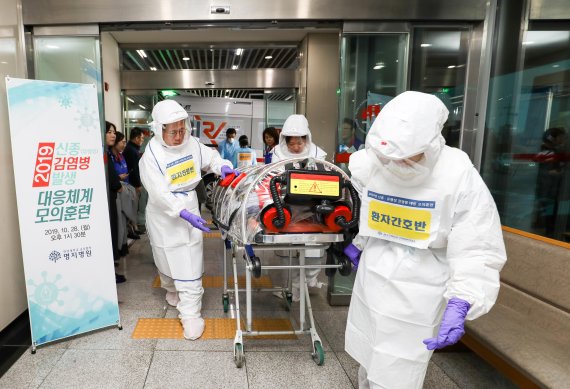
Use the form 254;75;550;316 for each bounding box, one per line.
343;243;362;269
220;165;239;179
180;209;211;232
423;297;471;350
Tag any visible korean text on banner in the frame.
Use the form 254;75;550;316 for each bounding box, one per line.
5;77;120;347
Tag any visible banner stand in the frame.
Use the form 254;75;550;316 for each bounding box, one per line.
6;77;121;352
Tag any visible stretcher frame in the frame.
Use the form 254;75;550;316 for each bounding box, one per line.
222;233;344;367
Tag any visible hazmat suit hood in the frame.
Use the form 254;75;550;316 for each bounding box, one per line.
150;99;190;151
366;91;448;186
276;114;315;159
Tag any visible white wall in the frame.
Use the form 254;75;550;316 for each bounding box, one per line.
0;0;28;331
101;32;122;133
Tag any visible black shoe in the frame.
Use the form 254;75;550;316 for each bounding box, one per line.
128;232;141;240
115;273;126;283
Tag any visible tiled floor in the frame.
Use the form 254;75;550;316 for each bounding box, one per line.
0;219;516;389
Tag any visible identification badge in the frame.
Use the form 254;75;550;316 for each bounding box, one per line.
238;152;252;162
166;155;197;185
367;190;434;242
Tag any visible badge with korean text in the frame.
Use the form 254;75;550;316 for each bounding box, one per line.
367;190;433;241
166;155;197;185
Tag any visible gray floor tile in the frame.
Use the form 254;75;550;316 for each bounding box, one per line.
424;361;461;389
116;279;166;310
336;352;359;388
121;262;159;284
67;309;162;351
39;349;152;389
144;351;248;389
0;348;65;389
313;309;348;351
246;351;353;389
431;351;516;389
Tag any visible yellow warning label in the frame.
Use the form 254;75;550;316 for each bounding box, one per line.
290;173;339;197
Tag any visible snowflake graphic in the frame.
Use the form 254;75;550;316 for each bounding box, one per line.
27;271;68;307
74;106;98;132
48;251;61;263
58;95;72;109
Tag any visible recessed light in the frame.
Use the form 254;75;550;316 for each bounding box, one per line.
46;44;59;49
522;41;534;45
127;97;134;103
448;65;456;69
420;43;432;48
136;50;147;58
150;67;157;71
182;57;190;61
139;104;146;109
232;65;238;70
265;55;273;59
235;48;243;56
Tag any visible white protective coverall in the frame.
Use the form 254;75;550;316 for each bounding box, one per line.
271;114;327;298
345;91;507;389
140;100;232;323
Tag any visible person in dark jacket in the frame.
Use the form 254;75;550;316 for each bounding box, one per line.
105;121;126;283
123;127;146;234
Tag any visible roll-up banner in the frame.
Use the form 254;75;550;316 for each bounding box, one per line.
5;77;120;348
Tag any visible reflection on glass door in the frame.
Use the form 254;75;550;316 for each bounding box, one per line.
337;34;408;161
34;36;104;133
410;28;470;148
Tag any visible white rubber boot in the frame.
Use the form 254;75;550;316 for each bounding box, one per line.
181;317;205;340
165;291;180;307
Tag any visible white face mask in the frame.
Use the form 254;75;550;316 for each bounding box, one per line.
378;156;431;186
227;137;235;144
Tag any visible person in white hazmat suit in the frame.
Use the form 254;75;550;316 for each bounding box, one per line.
140;100;238;340
343;91;507;389
271;114;327;301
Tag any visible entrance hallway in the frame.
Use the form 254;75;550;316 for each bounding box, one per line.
0;220;515;389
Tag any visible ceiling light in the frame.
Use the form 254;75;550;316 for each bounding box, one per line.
0;61;8;64
448;65;456;69
420;43;432;48
225;90;231;92
522;41;534;45
285;95;293;101
150;67;157;71
182;57;190;61
235;48;243;56
161;90;178;97
232;65;238;70
84;58;94;64
46;44;59;49
553;64;560;68
265;55;273;59
138;104;146;109
127;97;135;103
136;50;147;58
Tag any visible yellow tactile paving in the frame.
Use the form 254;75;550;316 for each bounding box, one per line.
204;231;222;239
202;275;274;289
132;317;296;339
152;275;161;288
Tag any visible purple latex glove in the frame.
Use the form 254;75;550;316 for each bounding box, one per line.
343;243;362;269
220;165;240;179
423;297;470;350
180;209;211;232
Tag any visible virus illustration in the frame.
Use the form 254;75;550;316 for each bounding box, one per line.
48;251;61;263
74;106;98;132
27;271;68;307
58;95;72;109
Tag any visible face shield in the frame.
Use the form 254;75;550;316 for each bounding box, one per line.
150;100;190;149
366;91;449;186
277;114;313;158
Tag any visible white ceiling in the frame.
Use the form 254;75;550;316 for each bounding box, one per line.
110;28;338;44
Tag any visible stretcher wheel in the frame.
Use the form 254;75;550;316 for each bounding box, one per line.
312;341;324;366
286;292;293;305
222;295;229;313
338;256;352;277
251;256;262;278
234;343;245;368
